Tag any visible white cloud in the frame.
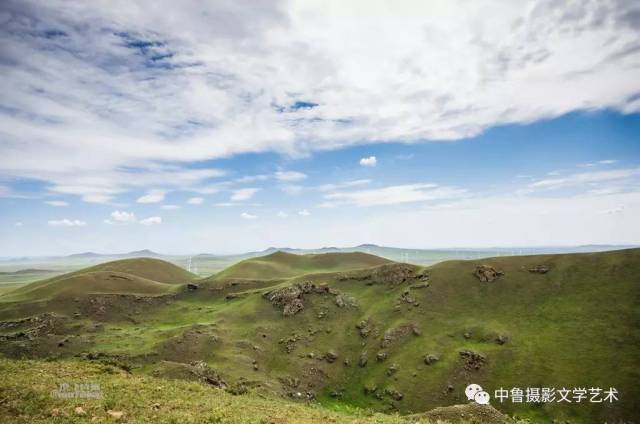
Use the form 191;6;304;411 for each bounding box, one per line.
104;210;136;225
324;183;467;207
277;211;288;218
215;202;235;207
14;222;23;227
161;204;181;210
45;200;68;207
48;218;87;227
137;190;166;204
1;0;638;200
236;175;269;183
140;216;162;225
529;168;640;190
275;170;307;182
599;159;618;165
240;212;257;219
298;209;311;216
359;156;377;167
187;197;204;205
231;188;260;201
318;179;371;192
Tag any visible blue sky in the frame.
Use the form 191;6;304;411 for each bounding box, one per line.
1;1;639;255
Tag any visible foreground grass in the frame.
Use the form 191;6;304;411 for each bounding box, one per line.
0;358;428;424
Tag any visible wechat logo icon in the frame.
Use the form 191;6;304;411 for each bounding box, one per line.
465;383;491;405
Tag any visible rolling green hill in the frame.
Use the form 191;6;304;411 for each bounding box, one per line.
213;251;391;280
0;258;194;303
0;249;638;423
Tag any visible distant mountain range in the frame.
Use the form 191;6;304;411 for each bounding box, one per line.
1;244;637;264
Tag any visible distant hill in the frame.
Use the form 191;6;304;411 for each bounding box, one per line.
1;258;195;302
213;251;391;280
84;258;194;284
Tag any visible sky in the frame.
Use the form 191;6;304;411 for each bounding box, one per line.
0;0;639;256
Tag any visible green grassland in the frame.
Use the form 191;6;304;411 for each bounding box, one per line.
0;249;638;423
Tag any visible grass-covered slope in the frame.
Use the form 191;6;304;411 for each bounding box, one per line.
0;249;638;423
0;258;193;303
0;358;428;424
85;258;196;284
0;271;178;302
213;251;391;280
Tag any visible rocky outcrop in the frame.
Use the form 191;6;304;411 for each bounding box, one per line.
264;282;353;316
407;402;511;424
381;323;421;348
459;349;486;371
336;263;425;287
473;265;504;282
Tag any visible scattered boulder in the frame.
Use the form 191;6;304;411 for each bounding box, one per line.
359;352;369;368
473;265;504;282
356;318;373;338
495;334;509;345
399;289;416;304
459;350;486;371
529;265;550;274
363;383;378;395
423;354;439;365
74;406;86;416
278;334;301;353
376;351;388;362
386;363;399;376
410;283;429;289
335;293;357;308
384;388;404;401
325;351;338;363
188;361;228;388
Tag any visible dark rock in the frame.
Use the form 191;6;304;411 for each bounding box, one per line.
384;388;404;401
376;351;388;362
187;283;199;291
325;351;338;363
529;265;550;274
459;350;486;371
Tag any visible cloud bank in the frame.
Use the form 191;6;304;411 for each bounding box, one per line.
0;0;639;201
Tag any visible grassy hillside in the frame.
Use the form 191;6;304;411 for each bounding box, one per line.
213;251;391;280
0;250;638;423
0;271;178;302
0;358;432;424
84;258;196;284
0;258;193;303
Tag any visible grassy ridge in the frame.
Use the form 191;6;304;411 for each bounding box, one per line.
214;251;391;280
